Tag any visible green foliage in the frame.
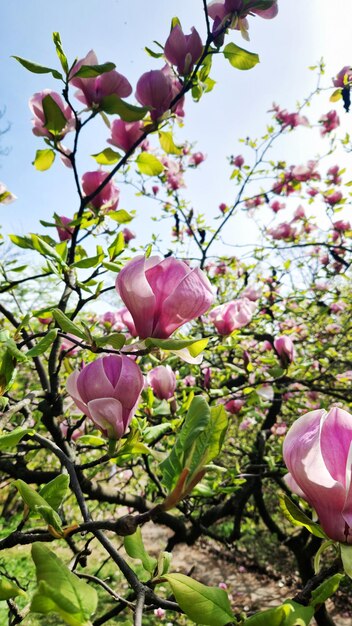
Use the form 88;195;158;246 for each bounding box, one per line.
223;43;260;70
13;56;63;80
30;544;98;626
91;148;121;165
71;62;115;78
136;152;164;176
164;573;234;626
124;527;157;574
0;578;26;601
14;479;64;535
279;495;327;539
42;95;68;136
27;329;58;357
33;149;56;171
100;95;148;120
39;475;70;511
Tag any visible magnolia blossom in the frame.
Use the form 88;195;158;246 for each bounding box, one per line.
147;365;177;400
70;50;132;108
333;66;352;88
29;90;75;139
283;407;352;543
108;119;144;153
55;215;74;241
326;165;342;185
270;200;285;213
232;154;244;168
324;190;343;206
116;255;214;339
164;25;203;75
135;67;184;121
224;398;244;414
82;171;119;212
333;220;350;232
189;151;206;166
66;355;144;439
209;298;256;335
268;222;296;241
272;104;309;129
273;336;295;367
208;0;278;40
122;228;136;244
319;110;340;136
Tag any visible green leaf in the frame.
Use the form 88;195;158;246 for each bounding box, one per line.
12;56;63;79
39;474;70;511
108;209;133;224
143;422;172;444
223;43;259;70
9;233;33;250
52;309;86;340
157;551;172;578
91;147;121;165
0;579;26;601
108;231;125;260
94;333;126;350
26;329;58;357
52;32;69;74
158;131;183;155
76;434;105;447
310;574;344;608
160;396;210;492
100;94;148;121
33;149;56;171
42;94;68;135
72;253;104;269
30;234;67;265
330;88;342;102
279;495;327;539
136;153;164;176
0;427;32;451
31;544;98;626
124;527;157;574
244;600;314;625
144;46;163;59
72;62;116;78
164;573;233;626
146;337;208;357
14;480;63;534
341;544;352;578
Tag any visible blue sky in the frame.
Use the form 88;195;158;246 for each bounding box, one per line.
1;0;351;253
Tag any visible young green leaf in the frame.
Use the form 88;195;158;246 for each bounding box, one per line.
136;153;164;176
124;527;157;574
14;480;63;534
279;494;327;539
163;573;233;626
223;43;260;70
33;149;56;171
0;579;26;601
72;62;115;78
39;474;70;511
108;231;125;260
42;94;68;135
100;95;148;121
26;329;58;357
0;427;32;451
91;147;121;165
31;544;98;626
52;309;86;340
108;209;133;223
52;32;69;74
310;574;344;608
12;56;63;79
158;131;183;155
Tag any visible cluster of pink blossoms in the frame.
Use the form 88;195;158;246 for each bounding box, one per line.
66;255;214;438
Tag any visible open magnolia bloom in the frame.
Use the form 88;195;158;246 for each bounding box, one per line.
283;407;352;543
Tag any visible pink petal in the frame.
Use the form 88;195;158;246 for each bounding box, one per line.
87;397;125;439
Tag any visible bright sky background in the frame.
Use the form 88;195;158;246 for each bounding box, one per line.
1;0;352;257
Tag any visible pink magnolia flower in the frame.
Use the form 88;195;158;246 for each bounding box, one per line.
242;286;261;301
154;608;166;619
60;419;85;441
208;0;278;39
116;255;214;339
122;228;136;244
319;110;340;136
270;421;287;436
55;215;74;242
225;398;244;414
209;298;256;335
268;222;296;241
108;119;144;153
135;70;173;121
29;90;75;139
82;171;119;212
274;335;295;367
66;355;144;439
70;50;132;108
147;365;176;400
60;334;81;356
219;202;227;213
232;154;244;168
164;25;203;75
239;417;256;431
333;66;352;88
327;165;342;185
272;104;309;130
189;151;206;166
270;200;285;213
330;301;347;314
292;161;320;183
283;407;352;543
324;190;343;206
293;205;306;220
333;219;350;232
113;307;137;336
184;375;196;387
